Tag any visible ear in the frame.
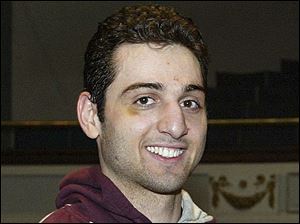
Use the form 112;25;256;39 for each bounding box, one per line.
77;91;101;139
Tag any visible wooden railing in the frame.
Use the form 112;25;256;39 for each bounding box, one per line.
1;117;298;164
1;117;299;127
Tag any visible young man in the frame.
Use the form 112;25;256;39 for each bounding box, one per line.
40;4;214;223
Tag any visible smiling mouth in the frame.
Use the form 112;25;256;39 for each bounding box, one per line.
145;146;184;158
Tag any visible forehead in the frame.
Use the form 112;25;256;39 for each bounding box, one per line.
112;43;203;88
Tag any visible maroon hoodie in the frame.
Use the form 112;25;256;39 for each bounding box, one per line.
40;165;215;223
40;165;151;223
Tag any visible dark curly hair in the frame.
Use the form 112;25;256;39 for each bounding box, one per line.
84;4;208;122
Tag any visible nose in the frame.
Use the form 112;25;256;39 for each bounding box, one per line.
157;102;188;139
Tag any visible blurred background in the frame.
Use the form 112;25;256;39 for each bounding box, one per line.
1;1;299;223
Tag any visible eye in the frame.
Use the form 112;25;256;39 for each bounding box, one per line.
134;96;156;107
180;100;200;111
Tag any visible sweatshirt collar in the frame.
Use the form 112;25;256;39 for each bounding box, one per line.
178;190;213;223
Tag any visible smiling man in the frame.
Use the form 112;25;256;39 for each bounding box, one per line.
40;4;214;223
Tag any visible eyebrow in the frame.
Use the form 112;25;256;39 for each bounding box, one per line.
184;84;206;94
120;82;206;97
121;82;164;96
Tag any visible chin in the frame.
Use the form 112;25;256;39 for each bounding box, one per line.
142;177;187;195
146;185;182;195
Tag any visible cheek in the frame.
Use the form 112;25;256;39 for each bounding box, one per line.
110;107;156;134
187;117;207;141
126;107;139;116
128;110;157;134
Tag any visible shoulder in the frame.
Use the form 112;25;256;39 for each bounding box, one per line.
39;204;91;223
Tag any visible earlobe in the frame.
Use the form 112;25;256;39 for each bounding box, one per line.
77;91;101;139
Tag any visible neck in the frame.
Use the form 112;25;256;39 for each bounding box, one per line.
105;170;183;223
126;186;182;223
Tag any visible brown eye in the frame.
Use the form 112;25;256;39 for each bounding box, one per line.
135;96;155;107
139;97;149;104
180;100;200;110
183;101;192;107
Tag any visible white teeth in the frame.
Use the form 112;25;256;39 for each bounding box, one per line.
145;146;184;158
162;148;169;157
159;147;163;155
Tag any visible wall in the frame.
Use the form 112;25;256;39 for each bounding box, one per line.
3;2;298;223
10;1;299;120
1;163;299;223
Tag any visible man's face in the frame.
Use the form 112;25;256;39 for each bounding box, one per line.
98;43;207;194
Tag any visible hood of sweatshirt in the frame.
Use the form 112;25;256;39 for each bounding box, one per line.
55;165;151;223
51;165;214;223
